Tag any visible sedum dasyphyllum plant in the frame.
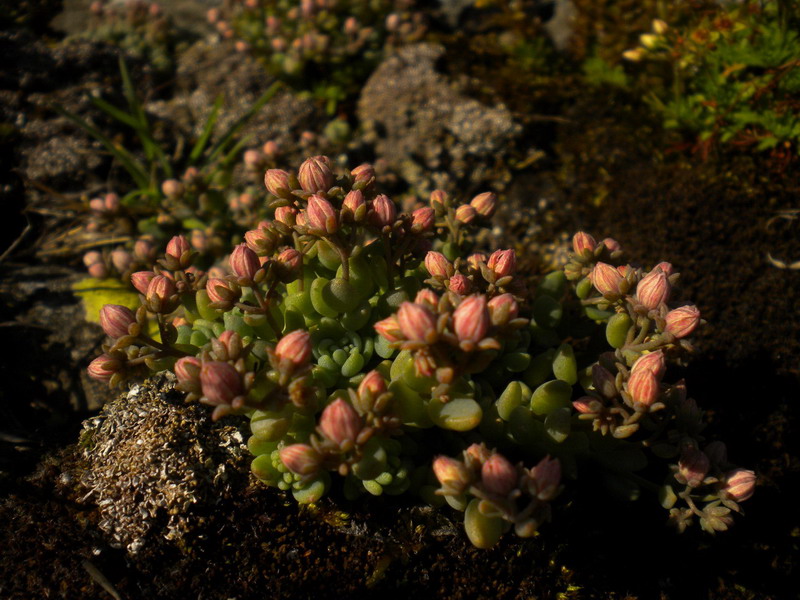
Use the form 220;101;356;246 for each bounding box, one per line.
87;155;755;549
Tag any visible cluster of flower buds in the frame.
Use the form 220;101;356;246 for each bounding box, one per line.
622;18;670;62
432;444;561;548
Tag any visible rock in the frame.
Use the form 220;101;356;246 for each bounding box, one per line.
358;43;522;197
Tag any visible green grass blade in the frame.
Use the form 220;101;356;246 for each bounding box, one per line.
207;82;281;163
90;96;140;129
189;95;224;164
55;105;150;189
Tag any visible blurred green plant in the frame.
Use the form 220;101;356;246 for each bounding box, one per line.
87;155;755;549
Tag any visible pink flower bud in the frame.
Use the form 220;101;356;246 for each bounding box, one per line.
319;398;362;447
243;149;264;168
279;444;321;475
206;7;220;23
103;193;120;213
146;275;176;304
217;330;243;358
572;231;597;255
414;289;439;310
110;248;133;273
411;206;435;232
397;302;438;343
432;456;472;493
487;293;519;324
481;453;517;495
678;445;710;488
723;469;756;502
83;251;107;279
617;264;633;277
665;305;701;339
429;189;447;209
627;368;659;407
572;397;596;414
631;350;666;379
206;278;233;304
424;251;452;278
262;140;280;158
531;456;561;501
385;12;400;31
600;238;622;252
134;238;157;262
591;262;623;295
636;268;671;309
306;194;339;234
230;244;260;280
244;228;270;253
200;361;242;406
469;192;497;218
264;169;291;196
131;271;155;294
358;370;387;398
87;354;118;382
351;163;375;186
374;315;403;342
467;253;487;271
487;249;516;278
182;166;200;183
370;194;396;228
464;443;492;465
277;248;303;272
89;197;105;213
273;206;297;227
448;273;472;295
175;356;201;386
453;295;489;344
298;156;334;193
99;304;136;338
161;179;184;198
342;189;366;218
275;330;312;366
455;204;476;225
655;261;674;276
166;235;190;261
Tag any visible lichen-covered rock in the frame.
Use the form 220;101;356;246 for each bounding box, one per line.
358;43;522;197
78;372;250;553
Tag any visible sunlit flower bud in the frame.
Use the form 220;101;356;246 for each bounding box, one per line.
600;238;622;252
146;275;176;304
464;443;492;465
397;302;437;343
134;238;157;262
279;444;321;475
481;453;517;495
275;330;312;366
424;251;452;278
277;248;303;272
110;248;133;273
206;278;233;303
83;251;107;279
487;249;516;278
206;7;220;23
467;253;487;271
631;350;666;379
264;169;291;196
342;189;366;218
655;261;674;276
432;456;471;493
262;140;280;158
429;189;447;210
319;398;361;446
572;231;597;255
343;16;358;35
591;262;623;295
470;191;497;218
636;268;671;309
531;456;561;501
189;229;208;253
271;206;295;228
166;235;190;261
351;163;375;187
455;204;476;225
678;445;710;488
448;273;472;295
453;295;489;344
131;271;155;294
639;33;658;49
628;368;659;407
89;197;105;213
182;166;200;183
200;361;242;406
161;179;184;198
358;370;387;398
591;365;617;399
370;194;396;228
243;149;265;168
87;354;118;382
298;156;334;193
175;356;201;386
414;289;439;310
230;244;260;280
704;441;728;466
306;194;339;234
723;469;756;502
617;264;633;277
217;330;242;358
99;304;136;338
374;315;402;342
487;293;519;324
270;37;286;52
411;206;435;232
572;397;596;414
665;305;701;338
652;19;668;34
622;47;646;62
103;193;120;213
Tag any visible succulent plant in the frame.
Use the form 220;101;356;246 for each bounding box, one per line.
89;155;753;548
